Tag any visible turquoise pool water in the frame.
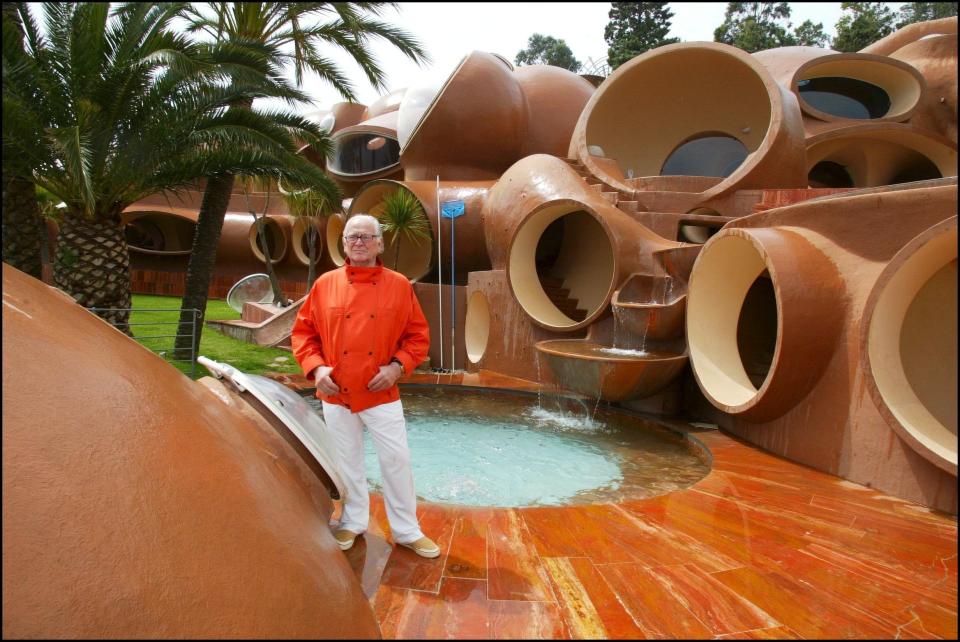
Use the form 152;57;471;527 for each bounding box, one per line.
306;386;709;507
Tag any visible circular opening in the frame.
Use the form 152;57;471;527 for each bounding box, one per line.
509;204;614;330
584;46;772;189
326;214;347;266
348;182;434;280
797;77;891;119
794;57;923;122
808;160;855;188
806;133;952;188
736;271;777;389
123;213;196;254
679;208;723;244
248;218;287;264
304;386;710;506
292;217;324;266
328;131;401;177
661;133;749;178
688;234;772;408
867;225;957;470
465;290;490;364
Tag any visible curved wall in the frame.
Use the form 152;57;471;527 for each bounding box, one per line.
399;51;594;181
483;154;687;332
805;124;957;187
1;265;379;638
570;42;807;200
863;217;957;475
346;179;493;282
687;228;845;421
685;182;957;513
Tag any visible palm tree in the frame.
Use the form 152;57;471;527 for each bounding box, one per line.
281;179;341;289
1;2;43;279
173;1;430;355
377;188;430;272
2;2;331;333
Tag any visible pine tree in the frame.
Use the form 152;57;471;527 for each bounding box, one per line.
833;2;896;52
604;2;680;70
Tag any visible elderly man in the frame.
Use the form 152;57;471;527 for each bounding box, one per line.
291;214;438;558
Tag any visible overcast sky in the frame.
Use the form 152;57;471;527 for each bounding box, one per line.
293;2;905;110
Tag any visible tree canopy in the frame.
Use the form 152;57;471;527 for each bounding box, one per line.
514;33;582;72
833;2;896;52
604;2;680;70
896;2;958;28
714;2;798;52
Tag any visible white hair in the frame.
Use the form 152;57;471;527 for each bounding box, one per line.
345;213;382;236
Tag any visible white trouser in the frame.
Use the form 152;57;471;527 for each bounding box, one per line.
321;400;424;544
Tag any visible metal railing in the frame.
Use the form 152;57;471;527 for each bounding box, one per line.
87;307;201;378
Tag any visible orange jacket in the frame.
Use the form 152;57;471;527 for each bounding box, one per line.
291;260;430;413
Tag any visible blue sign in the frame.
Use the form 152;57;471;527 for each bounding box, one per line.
441;200;465;218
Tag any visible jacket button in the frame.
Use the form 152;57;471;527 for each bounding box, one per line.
343;350;347;354
368;351;373;355
373;282;377;285
370;314;375;318
343;388;348;392
346;314;351;318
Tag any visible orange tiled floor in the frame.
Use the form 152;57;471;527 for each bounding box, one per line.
288;371;958;639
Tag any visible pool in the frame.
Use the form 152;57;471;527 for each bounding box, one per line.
305;386;710;507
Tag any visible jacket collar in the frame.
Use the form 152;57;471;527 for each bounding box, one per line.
344;257;384;283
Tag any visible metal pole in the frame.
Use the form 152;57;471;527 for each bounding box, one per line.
436;175;443;371
450;214;455;370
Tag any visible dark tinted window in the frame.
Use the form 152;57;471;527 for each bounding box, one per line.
661;135;748;177
330;133;400;175
798;77;891;119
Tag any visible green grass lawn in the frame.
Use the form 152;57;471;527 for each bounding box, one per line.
130;294;303;379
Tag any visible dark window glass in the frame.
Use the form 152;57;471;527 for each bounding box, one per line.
661;135;749;177
124;220;165;251
330;134;400;175
798;77;891;119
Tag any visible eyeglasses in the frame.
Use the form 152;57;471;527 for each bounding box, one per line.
343;233;380;244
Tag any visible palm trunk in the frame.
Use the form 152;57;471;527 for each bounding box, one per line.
173;173;235;359
54;212;132;333
1;170;44;279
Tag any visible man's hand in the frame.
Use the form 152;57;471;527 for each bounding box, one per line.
311;366;340;396
367;362;403;392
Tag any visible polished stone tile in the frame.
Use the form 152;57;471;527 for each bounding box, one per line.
311;373;958;640
444;508;492;580
710;565;898;638
487;509;554;601
596;562;714;638
541;557;608;639
489;599;569;639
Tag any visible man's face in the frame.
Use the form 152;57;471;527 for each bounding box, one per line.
342;217;383;267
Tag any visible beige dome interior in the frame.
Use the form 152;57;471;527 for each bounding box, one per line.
508;204;614;330
867;224;957;470
687;234;774;408
585;47;772;181
465;290;490;363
